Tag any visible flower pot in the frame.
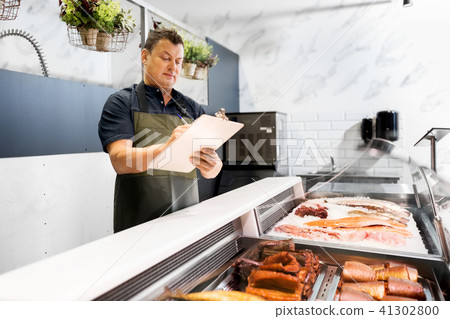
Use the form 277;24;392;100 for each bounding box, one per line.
193;66;207;80
96;32;111;51
183;62;196;78
78;28;99;46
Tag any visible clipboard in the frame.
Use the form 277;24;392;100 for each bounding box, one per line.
149;114;244;172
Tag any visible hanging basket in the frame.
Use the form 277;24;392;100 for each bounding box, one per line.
0;0;21;21
66;25;130;53
193;66;208;80
182;62;196;79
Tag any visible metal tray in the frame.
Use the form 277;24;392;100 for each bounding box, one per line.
188;237;446;301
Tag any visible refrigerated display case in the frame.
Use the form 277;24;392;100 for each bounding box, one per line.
0;139;449;301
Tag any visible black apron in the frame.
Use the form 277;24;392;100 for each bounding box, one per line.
113;82;199;233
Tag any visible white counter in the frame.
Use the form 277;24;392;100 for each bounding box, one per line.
0;176;301;300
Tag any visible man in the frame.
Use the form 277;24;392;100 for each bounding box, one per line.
98;28;222;233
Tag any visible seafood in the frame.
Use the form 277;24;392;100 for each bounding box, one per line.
304;216;407;229
381;295;418;301
239;244;320;301
337;287;375;301
348;209;408;226
162;289;266;301
248;270;299;293
259;251;300;273
342;261;377;282
245;286;300;301
369;264;386;272
407;267;419;282
323;197;411;220
274;224;341;240
274;224;412;245
342;281;385;300
293;203;328;219
387;277;425;300
376;265;410;281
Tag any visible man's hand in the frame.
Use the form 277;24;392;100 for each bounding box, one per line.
190;147;223;179
165;124;191;146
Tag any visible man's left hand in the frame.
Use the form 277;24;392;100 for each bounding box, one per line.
190;147;223;179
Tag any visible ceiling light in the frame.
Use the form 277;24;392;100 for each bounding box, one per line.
403;0;413;7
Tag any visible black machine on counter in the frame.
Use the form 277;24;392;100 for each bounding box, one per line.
218;111;288;194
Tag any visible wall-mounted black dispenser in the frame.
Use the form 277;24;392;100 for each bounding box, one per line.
361;118;373;144
376;110;399;141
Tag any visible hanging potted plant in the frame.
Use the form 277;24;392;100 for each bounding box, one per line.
59;0;99;46
182;38;197;78
0;0;22;21
193;42;219;80
106;7;136;51
93;0;120;51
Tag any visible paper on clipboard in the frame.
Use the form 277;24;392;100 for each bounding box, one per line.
149;114;244;173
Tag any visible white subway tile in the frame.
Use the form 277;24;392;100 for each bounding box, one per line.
346;167;375;175
331;121;360;131
304;121;331;131
318;112;345;121
291;131;318;139
373;168;403;177
314;140;331;149
323;148;346;157
292;167;315;175
291;113;317;122
345;149;366;157
318;131;345;140
388;159;405;168
345;112;371;121
331;140;361;150
344;130;363;140
286;121;304;131
359;158;389;168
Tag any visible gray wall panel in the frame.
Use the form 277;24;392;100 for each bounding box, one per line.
0;69;115;158
206;38;239;115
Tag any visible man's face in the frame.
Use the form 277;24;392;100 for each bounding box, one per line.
141;39;184;91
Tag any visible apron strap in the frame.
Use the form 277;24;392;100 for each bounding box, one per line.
136;81;148;113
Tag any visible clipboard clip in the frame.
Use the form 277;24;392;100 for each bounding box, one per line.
215;108;229;121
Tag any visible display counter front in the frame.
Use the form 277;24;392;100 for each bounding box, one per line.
0;140;449;301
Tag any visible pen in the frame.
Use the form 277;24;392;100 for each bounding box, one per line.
177;113;188;125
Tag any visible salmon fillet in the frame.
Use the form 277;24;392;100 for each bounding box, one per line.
338;287;375;301
376;265;410;281
387;277;425;300
245;286;301;301
342;261;377;282
342;281;385;300
304;216;407;228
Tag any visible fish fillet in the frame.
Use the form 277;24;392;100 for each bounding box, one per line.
274;224;412;245
387;277;425;300
245;286;301;301
376;265;410;281
259;251;300;274
338;287;375;301
381;295;418;301
369;264;386;272
342;281;385;300
248;270;299;293
164;289;266;301
342;261;377;282
323;197;411;219
304;216;407;228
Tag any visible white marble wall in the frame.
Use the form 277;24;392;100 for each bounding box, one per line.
148;0;450;182
1;0;449;180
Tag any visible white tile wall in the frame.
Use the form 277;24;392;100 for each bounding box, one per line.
286;112;405;179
